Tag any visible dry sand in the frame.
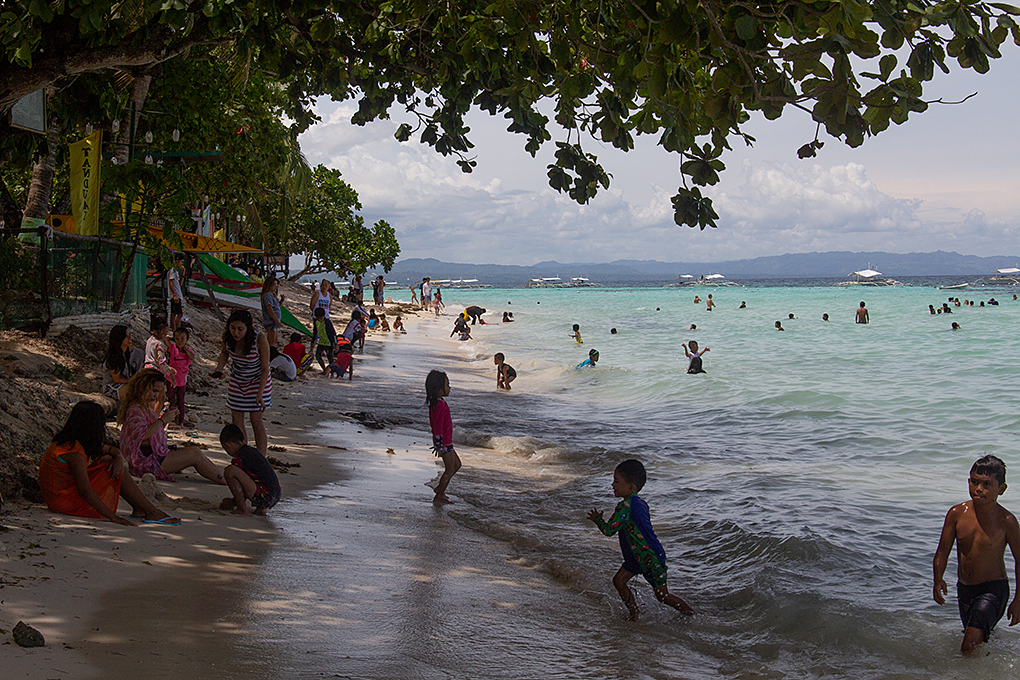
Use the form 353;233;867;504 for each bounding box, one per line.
1;307;570;679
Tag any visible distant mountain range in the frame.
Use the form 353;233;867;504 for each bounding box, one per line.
359;251;1019;286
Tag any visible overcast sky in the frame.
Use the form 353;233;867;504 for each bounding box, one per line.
297;47;1020;266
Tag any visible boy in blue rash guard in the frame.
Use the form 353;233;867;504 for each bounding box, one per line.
588;459;695;620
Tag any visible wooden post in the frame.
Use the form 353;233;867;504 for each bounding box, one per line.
195;258;225;322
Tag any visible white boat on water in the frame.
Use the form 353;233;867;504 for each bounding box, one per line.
668;273;740;287
835;269;902;287
527;276;599;288
987;267;1020;285
450;278;492;289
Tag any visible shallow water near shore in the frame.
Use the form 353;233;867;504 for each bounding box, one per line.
241;283;1020;679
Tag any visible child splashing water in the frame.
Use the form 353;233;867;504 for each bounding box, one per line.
426;370;461;504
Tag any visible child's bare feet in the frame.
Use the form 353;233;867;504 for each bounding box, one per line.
219;497;236;511
626;602;639;621
231;506;251;517
433;494;454;504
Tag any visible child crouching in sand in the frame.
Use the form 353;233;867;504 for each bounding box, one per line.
588;459;695;620
932;455;1020;653
426;370;461;504
219;424;281;516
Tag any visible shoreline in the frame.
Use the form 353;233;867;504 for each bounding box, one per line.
2;306;573;679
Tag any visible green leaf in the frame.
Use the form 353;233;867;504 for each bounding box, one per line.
735;15;757;41
879;54;897;80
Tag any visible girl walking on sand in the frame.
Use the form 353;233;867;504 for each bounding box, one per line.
426;370;461;504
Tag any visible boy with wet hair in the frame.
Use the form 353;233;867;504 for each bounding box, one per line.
933;455;1020;653
588;459;695;620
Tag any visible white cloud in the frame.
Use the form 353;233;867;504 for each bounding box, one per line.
297;51;1020;266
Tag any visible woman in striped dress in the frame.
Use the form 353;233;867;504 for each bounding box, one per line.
213;310;271;454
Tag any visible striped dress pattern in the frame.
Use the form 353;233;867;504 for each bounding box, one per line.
227;342;271;412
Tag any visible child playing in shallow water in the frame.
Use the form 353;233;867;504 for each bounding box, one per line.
932;455;1020;654
588;459;695;620
569;323;583;343
682;340;709;374
426;370;461;504
494;352;517;390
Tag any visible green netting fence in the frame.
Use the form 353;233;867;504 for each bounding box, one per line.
0;230;148;331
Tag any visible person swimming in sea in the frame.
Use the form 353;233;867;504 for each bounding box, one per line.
576;348;599;368
682;340;708;374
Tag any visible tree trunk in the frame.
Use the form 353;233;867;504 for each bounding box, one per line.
112;73;152;166
22;114;60;220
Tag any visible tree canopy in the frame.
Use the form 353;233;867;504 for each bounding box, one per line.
280;165;400;279
3;0;1019;229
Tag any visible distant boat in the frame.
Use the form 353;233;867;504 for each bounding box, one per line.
527;276;599;288
987;267;1020;285
450;278;492;289
834;268;902;287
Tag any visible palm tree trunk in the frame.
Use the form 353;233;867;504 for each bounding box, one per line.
22;116;59;220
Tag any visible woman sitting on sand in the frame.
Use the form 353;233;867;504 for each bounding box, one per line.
40;400;180;525
103;324;144;402
118;369;225;484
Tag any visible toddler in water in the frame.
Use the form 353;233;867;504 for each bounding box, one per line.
167;327;194;427
588;459;695;620
494;352;517;390
218;424;281;516
426;370;461;504
682;340;709;374
932;455;1020;654
569;323;583;343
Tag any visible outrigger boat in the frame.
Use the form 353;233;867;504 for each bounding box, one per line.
987;267;1020;285
834;268;902;287
527;276;599;288
188;254;311;335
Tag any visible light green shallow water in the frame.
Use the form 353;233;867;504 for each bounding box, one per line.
242;284;1020;679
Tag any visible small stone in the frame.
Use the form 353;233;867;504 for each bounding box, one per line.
13;621;45;648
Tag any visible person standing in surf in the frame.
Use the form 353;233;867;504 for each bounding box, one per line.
856;301;869;324
588;459;695;620
426;370;461;504
932;455;1020;654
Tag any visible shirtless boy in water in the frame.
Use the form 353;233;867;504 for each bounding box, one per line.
932;455;1020;654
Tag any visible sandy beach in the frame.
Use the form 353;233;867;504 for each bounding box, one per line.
1;308;576;680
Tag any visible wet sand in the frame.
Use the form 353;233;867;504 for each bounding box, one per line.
1;311;579;679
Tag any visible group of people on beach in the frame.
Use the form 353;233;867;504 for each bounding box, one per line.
45;303;286;527
38;273;1020;655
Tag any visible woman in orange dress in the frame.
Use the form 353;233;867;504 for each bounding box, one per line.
39;400;180;525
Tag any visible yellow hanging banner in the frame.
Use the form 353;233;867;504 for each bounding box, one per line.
69;130;102;235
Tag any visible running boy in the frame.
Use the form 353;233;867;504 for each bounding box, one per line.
933;455;1020;653
494;353;517;390
588;459;695;620
219;424;281;516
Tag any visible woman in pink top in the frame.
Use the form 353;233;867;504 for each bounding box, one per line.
117;369;224;484
426;370;460;505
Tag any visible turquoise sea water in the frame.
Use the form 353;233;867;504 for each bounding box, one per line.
248;283;1020;678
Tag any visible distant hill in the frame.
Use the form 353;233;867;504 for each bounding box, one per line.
357;251;1020;286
